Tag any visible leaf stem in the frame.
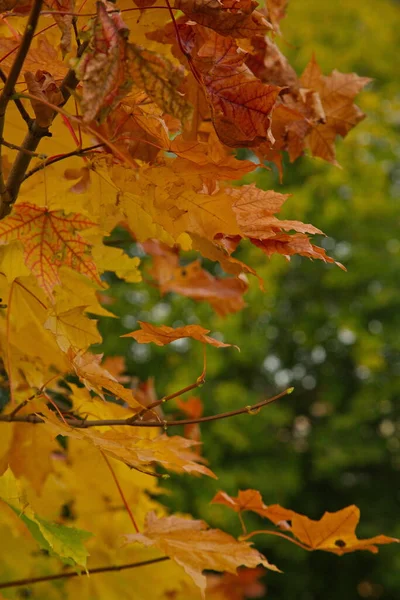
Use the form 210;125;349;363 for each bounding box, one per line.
0;556;169;590
240;529;311;551
101;451;140;533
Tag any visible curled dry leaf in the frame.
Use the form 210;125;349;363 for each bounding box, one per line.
123;321;239;350
174;0;272;39
300;56;371;164
44;0;74;55
125;512;279;596
24;70;63;127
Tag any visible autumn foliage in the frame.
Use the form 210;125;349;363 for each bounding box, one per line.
0;0;397;598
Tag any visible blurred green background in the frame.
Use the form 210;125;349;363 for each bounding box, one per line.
98;0;400;598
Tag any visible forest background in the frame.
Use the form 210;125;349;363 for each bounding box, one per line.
95;0;400;598
0;0;398;599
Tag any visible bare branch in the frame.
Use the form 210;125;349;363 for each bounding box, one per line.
0;556;169;590
0;388;293;428
0;0;44;214
1;40;89;218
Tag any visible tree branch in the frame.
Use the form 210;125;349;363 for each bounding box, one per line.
0;388;293;428
0;556;169;590
22;144;104;182
0;39;89;218
0;0;44;213
0;68;33;126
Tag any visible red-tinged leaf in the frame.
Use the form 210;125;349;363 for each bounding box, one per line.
151;256;248;317
251;234;346;269
246;36;298;88
286;505;399;555
187;28;282;147
0;203;100;297
228;184;322;239
123;321;239;350
206;567;266;600
174;0;272;38
125;512;279;595
75;3;132;122
177;396;203;443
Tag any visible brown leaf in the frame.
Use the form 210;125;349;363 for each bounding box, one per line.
246;36;298;88
44;0;74;55
251;233;345;269
125;512;279;595
123;321;239;350
186;27;282;147
300;56;371;164
174;0;272;38
24;70;63;127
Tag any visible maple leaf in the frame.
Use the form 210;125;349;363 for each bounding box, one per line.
144;241;248;316
24;70;64;128
284;505;399;555
125;512;279;595
123;321;239;350
74;3;132;123
69;351;143;409
44;305;102;353
174;0;272;38
212;490;292;526
40;406;215;478
251;234;346;269
128;44;192;122
300;56;371;164
184;27;282;147
44;0;74;55
0;203;100;297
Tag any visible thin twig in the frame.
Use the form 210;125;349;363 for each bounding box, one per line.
0;0;44;213
0;388;293;428
130;354;206;424
23;144;104;181
0;67;32;126
0;556;169;590
101;450;140;533
0;138;46;158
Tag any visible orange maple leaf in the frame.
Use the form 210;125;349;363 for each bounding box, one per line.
123;321;239;350
0;203;100;296
174;0;272;39
286;505;399;555
301;56;371;164
125;512;279;596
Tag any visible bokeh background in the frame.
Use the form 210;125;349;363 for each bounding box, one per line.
97;1;400;598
